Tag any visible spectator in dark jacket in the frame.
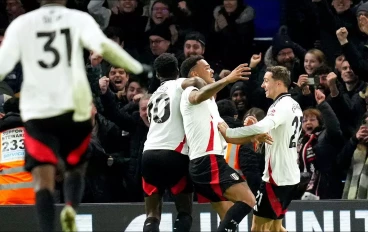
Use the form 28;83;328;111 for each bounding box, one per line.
336;2;368;80
296;90;345;200
326;60;367;138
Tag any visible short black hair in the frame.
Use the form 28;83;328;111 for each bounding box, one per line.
3;98;20;114
0;29;5;37
153;53;179;80
180;55;204;78
313;65;333;76
217;99;237;118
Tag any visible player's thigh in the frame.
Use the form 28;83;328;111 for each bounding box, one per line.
58;116;92;168
24;119;60;172
210;201;233;221
223;181;256;206
251;215;274;232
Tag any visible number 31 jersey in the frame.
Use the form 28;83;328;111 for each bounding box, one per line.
263;94;303;186
144;78;188;155
0;5;107;122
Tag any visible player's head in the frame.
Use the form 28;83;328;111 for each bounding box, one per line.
153;53;179;82
180;55;214;84
40;0;67;6
262;66;290;100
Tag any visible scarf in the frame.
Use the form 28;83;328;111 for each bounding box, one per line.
342;145;368;199
297;130;321;196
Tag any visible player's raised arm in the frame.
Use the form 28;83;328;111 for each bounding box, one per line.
79;13;143;75
187;63;251;105
0;20;21;81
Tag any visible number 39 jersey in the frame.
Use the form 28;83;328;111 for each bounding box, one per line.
144;78;188;155
263;94;303;186
0;5;108;122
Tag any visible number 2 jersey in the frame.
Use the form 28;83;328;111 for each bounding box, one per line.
0;4;117;122
144;78;188;155
226;93;303;186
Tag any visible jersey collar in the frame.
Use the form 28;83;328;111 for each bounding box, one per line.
41;4;65;8
273;92;290;102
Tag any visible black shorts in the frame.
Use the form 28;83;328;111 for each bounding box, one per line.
141;150;193;196
253;181;298;220
189;154;244;203
24;112;92;172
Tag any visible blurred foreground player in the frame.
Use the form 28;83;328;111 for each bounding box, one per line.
0;0;143;231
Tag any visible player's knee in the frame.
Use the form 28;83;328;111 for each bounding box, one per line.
143;217;160;232
173;212;192;232
241;194;256;208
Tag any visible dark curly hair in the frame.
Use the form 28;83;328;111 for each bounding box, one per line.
153;53;179;80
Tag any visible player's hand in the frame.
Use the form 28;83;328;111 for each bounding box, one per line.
250;53;262;68
251;133;273;145
99;76;110;94
315;89;325;105
224;63;251;83
326;72;337;88
336;27;348;45
218;122;229;136
244;115;258;126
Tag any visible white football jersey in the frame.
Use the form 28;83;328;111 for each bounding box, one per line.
0;4;112;122
180;86;227;160
144;78;188;154
226;93;302;186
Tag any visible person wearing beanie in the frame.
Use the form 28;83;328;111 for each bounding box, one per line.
147;24;172;56
183;31;206;58
271;33;296;70
230;82;249;120
336;1;368;81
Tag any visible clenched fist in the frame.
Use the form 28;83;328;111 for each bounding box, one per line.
99;76;110;94
336;27;348;45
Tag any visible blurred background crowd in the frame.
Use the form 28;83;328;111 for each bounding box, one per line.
2;0;368;204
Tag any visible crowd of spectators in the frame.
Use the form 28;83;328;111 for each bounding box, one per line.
2;0;368;203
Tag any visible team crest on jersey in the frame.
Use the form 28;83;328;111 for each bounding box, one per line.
292;103;301;113
267;109;276;116
230;173;239;180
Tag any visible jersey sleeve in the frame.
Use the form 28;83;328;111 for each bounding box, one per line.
78;13;143;74
0;18;21;81
226;117;275;138
78;13;108;54
176;78;185;91
182;86;199;104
